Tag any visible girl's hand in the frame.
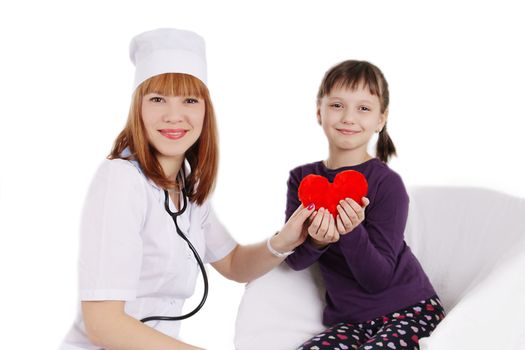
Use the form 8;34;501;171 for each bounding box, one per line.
336;197;370;235
308;208;339;248
272;204;316;252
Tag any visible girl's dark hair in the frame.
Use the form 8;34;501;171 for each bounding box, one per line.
316;60;397;163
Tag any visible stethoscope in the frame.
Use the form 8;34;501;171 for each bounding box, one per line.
140;175;209;323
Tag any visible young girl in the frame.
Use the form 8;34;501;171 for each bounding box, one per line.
59;28;314;350
286;60;445;350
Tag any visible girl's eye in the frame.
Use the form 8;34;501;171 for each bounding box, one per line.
330;103;343;109
359;106;371;111
149;96;164;103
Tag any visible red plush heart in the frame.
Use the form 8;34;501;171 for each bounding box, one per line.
298;170;368;216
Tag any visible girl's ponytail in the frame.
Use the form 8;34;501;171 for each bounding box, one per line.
376;123;397;163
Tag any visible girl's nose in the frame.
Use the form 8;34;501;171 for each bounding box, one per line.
341;111;356;124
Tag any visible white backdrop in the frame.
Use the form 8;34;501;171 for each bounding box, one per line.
0;1;524;349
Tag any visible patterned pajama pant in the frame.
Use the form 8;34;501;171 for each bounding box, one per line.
297;296;445;350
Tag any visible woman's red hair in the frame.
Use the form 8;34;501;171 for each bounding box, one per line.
109;73;219;205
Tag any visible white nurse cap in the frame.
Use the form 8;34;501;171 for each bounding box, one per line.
129;28;207;91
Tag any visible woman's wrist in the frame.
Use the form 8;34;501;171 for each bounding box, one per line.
267;234;295;258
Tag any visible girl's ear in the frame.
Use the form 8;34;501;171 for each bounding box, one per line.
378;109;389;132
316;108;322;125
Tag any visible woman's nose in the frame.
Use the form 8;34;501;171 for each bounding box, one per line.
162;101;184;123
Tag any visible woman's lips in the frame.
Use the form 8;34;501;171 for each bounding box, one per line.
159;129;188;140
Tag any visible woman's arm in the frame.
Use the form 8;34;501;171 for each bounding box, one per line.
211;204;314;283
82;301;204;350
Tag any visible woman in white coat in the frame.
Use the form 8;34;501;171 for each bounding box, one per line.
59;28;315;350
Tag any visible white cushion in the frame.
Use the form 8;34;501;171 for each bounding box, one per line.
235;186;525;350
234;263;325;350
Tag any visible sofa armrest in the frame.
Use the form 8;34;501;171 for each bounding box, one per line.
420;245;525;349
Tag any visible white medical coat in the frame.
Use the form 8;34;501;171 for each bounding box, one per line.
60;159;237;349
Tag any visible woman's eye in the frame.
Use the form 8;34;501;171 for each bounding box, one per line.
149;96;164;103
185;98;199;104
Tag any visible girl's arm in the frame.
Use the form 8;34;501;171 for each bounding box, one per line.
336;172;409;293
212;204;314;282
82;301;204;350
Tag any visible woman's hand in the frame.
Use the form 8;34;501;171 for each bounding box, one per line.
212;203;315;282
307;208;339;248
336;197;370;235
271;204;316;253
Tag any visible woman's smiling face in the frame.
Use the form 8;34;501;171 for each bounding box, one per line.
141;92;205;160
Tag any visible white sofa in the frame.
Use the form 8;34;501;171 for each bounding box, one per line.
235;186;525;350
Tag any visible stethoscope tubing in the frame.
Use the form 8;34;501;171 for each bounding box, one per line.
140;187;209;323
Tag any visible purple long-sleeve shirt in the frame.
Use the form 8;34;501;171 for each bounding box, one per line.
285;158;436;325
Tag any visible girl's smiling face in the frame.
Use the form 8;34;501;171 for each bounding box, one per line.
317;83;388;157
